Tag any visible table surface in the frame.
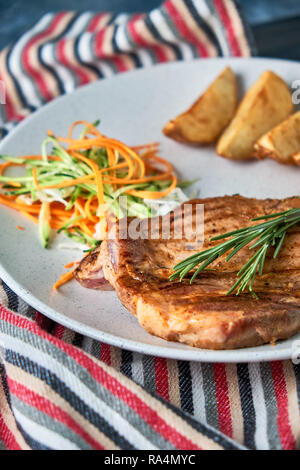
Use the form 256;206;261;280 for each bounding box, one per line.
0;0;300;60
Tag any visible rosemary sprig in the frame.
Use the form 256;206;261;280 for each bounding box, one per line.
170;207;300;298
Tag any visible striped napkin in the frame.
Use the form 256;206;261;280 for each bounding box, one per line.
0;0;299;451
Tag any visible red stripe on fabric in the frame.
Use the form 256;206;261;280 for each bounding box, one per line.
0;414;21;450
270;361;296;450
21;12;68;101
34;311;45;329
93;29;129;72
110;56;129;73
100;343;111;365
1;307;201;450
87;13;107;32
130;13;145;22
164;0;209;57
128;16;169;63
154;358;170;401
8;378;104;450
214;364;232;437
56;38;90;86
94;28;108;57
53;324;65;340
213;0;241;56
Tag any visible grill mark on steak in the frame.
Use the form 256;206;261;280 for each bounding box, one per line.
75;195;300;349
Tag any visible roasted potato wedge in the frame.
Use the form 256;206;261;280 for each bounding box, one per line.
163;67;238;145
254;111;300;165
293;152;300;166
217;71;293;160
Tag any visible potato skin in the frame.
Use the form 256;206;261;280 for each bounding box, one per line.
216;71;294;160
254;110;300;165
163;67;238;145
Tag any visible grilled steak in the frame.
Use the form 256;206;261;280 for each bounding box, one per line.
75;195;300;349
74;246;112;290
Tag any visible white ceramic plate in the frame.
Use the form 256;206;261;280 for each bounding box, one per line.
0;58;299;363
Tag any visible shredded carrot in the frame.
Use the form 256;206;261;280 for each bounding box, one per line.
64;262;74;269
7;181;22;188
126;174;178;199
0;161;22;174
131;142;159;151
53;269;75;290
143;151;174;173
0;161;23;187
67;120;103;139
51;220;67;230
78;220;94;237
32;167;39;189
85;196;98;222
102;172;172;185
0;195;39;212
0;120;180;293
58;135;146;179
71;151;105;208
106;147;117;189
33;170;95;190
74;200;86;217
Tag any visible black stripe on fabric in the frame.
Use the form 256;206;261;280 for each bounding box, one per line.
48;320;60;337
25;305;38;321
111;25;143;69
48;12;82;45
184;0;222;55
5;14;59;111
111;24;125;54
5;349;135;450
2;281;19;311
72;332;84;348
201;363;219;429
178;361;194;415
15;421;51;450
90;340;101;359
74;35;104;79
4;348;242;450
106;13;119;26
37;12;82;95
237;363;256;450
148;386;243;450
37;45;64;96
120;349;133;379
0;127;8;140
52;12;85;92
129;52;143;68
144;16;183;61
142;355;156;394
5;25;39;112
126;52;142;69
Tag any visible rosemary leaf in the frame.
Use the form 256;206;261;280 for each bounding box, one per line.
170;207;300;297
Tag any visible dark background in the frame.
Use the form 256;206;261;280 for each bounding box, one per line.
0;0;300;60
